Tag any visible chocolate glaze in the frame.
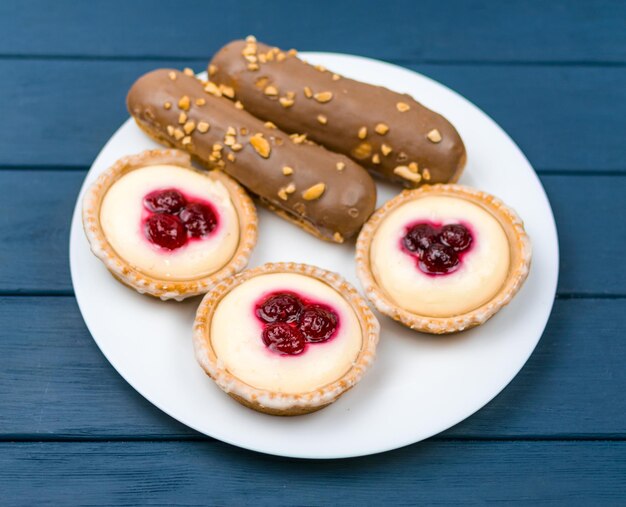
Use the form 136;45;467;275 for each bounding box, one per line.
127;69;377;242
209;39;466;188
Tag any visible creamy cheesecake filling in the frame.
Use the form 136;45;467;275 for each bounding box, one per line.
100;164;239;280
210;273;363;394
370;196;510;317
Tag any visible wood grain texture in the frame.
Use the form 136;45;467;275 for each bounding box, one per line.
1;171;624;295
1;0;625;63
1;441;625;505
1;297;624;439
0;60;624;170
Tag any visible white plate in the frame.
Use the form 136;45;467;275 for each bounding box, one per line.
69;52;559;459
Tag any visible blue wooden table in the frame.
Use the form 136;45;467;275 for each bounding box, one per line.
1;1;625;504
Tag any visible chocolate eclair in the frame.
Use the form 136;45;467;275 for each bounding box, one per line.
209;37;466;188
127;69;377;242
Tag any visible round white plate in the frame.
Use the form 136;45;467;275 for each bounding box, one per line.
70;52;559;459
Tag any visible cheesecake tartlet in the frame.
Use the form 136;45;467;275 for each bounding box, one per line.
193;262;380;415
82;149;257;300
356;184;531;334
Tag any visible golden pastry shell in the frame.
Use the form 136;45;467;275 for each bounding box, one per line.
82;149;258;300
356;184;532;334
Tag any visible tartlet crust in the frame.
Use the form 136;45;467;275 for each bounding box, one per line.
82;149;258;300
356;184;532;334
193;262;380;416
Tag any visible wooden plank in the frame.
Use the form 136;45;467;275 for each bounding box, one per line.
1;171;623;295
1;297;624;439
0;1;624;63
0;60;624;171
0;441;624;505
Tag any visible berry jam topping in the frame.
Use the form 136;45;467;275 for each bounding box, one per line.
420;243;459;274
144;214;187;250
403;223;438;254
440;224;473;252
180;203;217;238
141;188;219;250
254;292;339;356
262;323;306;355
401;221;473;275
144;188;186;214
256;293;303;324
298;306;338;343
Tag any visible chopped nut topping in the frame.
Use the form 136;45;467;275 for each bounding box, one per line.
212;143;223;151
178;95;190;111
244;54;257;63
234;100;244;110
381;143;392;156
303;86;313;98
427;129;442;143
258;53;267;63
226;126;236;136
208;64;217;76
227;153;236;162
394;165;422;183
264;85;278;96
204;82;222;96
197;122;210;133
265;51;274;62
332;74;340;81
173;128;184;140
286;91;295;99
336;162;346;171
224;135;236;146
168;71;177;81
287;49;297;57
317;114;328;125
164;101;172;110
352;142;373;160
183;121;196;134
279;97;295;108
255;76;269;89
333;232;344;242
314;64;326;72
290;133;307;144
250;133;271;158
372;154;381;164
183;67;194;76
375;123;389;135
247;63;259;71
422;168;431;180
166;125;175;136
195;98;206;106
182;136;192;146
246;35;257;43
358;126;367;139
276;52;286;62
302;183;326;200
282;166;294;175
313;91;333;103
408;162;419;173
264;121;277;129
178;112;187;124
277;188;289;201
285;183;296;194
396;102;411;112
220;85;235;98
240;127;248;135
397;151;408;162
231;143;243;152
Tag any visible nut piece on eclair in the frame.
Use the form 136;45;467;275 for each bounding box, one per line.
126;69;377;242
208;37;466;188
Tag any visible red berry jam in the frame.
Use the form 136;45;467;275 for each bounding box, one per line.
141;188;219;250
254;291;339;356
145;214;187;250
401;221;473;275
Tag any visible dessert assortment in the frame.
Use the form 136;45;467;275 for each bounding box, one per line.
82;36;532;415
127;68;376;243
82;149;257;300
193;263;379;415
209;38;466;187
356;185;531;334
